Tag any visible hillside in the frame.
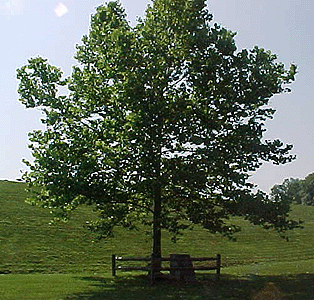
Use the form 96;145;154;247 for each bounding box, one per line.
1;180;314;275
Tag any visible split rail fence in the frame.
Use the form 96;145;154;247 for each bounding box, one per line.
112;254;221;284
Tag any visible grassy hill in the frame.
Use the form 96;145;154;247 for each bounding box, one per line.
1;180;314;299
1;179;314;276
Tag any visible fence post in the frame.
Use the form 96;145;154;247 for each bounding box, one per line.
112;254;116;276
216;254;221;281
150;255;155;285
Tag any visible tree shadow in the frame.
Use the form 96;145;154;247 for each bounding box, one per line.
64;273;314;300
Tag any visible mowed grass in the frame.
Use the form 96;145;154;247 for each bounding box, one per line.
1;180;314;299
1;273;314;300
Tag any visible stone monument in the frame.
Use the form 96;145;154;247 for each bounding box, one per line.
170;254;196;282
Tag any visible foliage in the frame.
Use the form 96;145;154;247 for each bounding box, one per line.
271;178;302;204
271;173;314;206
17;0;300;258
301;173;314;205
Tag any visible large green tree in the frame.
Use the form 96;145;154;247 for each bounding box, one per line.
17;0;300;270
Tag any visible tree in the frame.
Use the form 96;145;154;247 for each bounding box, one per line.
17;0;300;273
271;174;314;206
300;173;314;205
271;178;302;205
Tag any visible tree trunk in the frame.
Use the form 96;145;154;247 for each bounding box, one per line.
152;178;162;275
151;112;163;279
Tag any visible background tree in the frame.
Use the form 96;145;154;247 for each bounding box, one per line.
271;174;314;206
300;173;314;205
271;178;302;205
17;0;300;272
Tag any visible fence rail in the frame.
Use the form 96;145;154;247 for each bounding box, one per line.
112;254;221;283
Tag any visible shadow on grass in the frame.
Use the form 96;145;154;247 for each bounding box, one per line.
65;273;314;300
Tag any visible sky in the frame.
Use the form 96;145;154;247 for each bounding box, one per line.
0;0;313;193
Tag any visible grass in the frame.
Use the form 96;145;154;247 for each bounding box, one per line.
1;273;313;299
1;180;314;299
0;273;95;300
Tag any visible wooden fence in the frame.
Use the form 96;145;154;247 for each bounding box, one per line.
112;254;221;284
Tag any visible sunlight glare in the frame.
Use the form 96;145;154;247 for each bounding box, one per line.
55;2;68;18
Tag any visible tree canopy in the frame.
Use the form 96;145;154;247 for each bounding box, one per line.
17;0;300;263
271;173;314;206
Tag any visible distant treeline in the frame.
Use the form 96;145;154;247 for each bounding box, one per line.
271;173;314;206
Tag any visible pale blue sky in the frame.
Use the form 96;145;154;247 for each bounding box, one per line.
0;0;313;192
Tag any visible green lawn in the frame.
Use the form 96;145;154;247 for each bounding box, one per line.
1;273;313;299
1;180;314;299
0;273;95;300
